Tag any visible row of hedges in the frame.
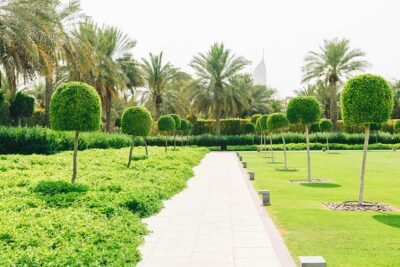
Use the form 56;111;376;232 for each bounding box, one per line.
191;118;400;135
3;127;400;155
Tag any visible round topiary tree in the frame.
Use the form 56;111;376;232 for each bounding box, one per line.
251;114;262;124
393;120;400;134
244;122;256;134
121;106;153;167
267;113;290;169
180;119;190;146
341;74;393;204
286;96;321;181
10;91;35;126
309;122;320;143
319;119;333;152
170;114;181;149
158;115;175;152
50;82;101;183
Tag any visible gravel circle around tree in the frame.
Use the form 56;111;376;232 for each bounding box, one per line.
290;179;332;184
323;201;397;212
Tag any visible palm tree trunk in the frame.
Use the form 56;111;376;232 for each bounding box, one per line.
106;91;112;132
269;134;274;162
330;80;338;131
155;103;161;121
358;126;370;204
144;137;148;156
71;131;79;184
127;136;135;167
215;116;221;136
282;134;287;170
305;125;312;182
44;76;53;128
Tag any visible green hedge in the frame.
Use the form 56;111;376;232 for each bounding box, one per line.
2;127;400;155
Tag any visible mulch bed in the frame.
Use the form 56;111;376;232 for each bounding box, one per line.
290;179;332;184
323;201;396;211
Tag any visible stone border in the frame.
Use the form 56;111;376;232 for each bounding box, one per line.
290;179;332;184
235;153;296;267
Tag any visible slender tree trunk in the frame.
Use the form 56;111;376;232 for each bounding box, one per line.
173;131;176;150
326;136;330;152
106;91;112;132
181;135;184;147
282;134;287;169
71;131;79;184
165;135;168;152
358;126;370;205
305;126;312;182
269;134;274;162
187;135;190;146
144;137;148;156
127;136;135;167
264;133;268;158
155;103;160;121
330;80;338;131
259;133;263;152
18;118;21;127
44;76;53;128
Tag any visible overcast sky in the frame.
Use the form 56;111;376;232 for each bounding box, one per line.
80;0;400;97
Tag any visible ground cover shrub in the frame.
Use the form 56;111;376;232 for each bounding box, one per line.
0;146;207;265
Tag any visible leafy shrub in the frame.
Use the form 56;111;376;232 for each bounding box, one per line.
267;113;289;132
158;115;175;132
259;115;269;131
244;122;256;134
26;108;45;127
50;82;101;132
320;119;333;132
115;117;121;128
286;96;321;126
170;114;181;130
394;120;400;133
180;119;191;134
309;122;320;133
10;91;35;124
251;114;262;124
123;192;163;218
121;106;153;136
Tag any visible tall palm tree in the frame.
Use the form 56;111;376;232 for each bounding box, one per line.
302;38;369;130
141;52;177;120
190;43;249;135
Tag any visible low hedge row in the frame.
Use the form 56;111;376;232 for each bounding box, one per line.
2;127;400;155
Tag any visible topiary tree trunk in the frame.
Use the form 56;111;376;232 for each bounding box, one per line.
269;134;274;162
72;131;80;183
144;137;148;156
263;133;268;158
165;135;168;152
282;133;288;170
173;130;177;150
305;125;312;182
127;136;135;167
326;135;330;152
359;125;370;204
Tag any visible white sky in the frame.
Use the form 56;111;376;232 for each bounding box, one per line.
80;0;400;98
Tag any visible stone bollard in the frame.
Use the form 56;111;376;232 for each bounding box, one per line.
248;171;255;181
239;155;243;161
299;256;326;267
258;190;270;205
236;152;240;157
242;161;247;168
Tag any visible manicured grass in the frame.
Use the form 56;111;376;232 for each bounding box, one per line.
0;146;207;266
241;150;400;267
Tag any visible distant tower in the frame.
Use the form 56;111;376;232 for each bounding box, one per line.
253;49;267;86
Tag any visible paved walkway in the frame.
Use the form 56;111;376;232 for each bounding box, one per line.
138;152;295;267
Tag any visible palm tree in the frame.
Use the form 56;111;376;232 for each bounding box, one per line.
302;38;369;130
141;52;177;120
190;43;249;135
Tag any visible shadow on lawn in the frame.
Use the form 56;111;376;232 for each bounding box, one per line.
373;214;400;229
132;155;149;161
300;183;341;188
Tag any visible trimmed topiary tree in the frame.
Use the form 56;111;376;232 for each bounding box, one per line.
309;122;320;143
50;82;101;183
244;122;256;144
121;106;153;167
286;96;321;181
319;119;333;151
180;119;190;146
341;74;393;204
158;115;175;152
394;120;400;134
10;91;35;126
170;114;181;149
267;113;290;169
251;114;262;124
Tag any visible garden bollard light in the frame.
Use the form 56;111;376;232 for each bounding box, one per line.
248;171;255;180
258;190;270;205
299;256;326;267
242;161;247;168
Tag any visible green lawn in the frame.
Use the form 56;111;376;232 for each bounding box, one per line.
241;150;400;267
0;146;207;266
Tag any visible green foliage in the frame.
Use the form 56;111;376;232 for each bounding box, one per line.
192;118;249;135
394;120;400;133
309;122;320;133
169;114;181;130
244;122;256;134
251;114;262;124
115;117;121;128
370;123;382;131
121;106;153;136
50;82;102;132
286;96;321;125
10;91;35;120
341;74;393;125
180;119;191;134
259;115;268;131
319;119;333;132
267;113;289;132
157;115;175;132
0;147;207;265
0;100;10;125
